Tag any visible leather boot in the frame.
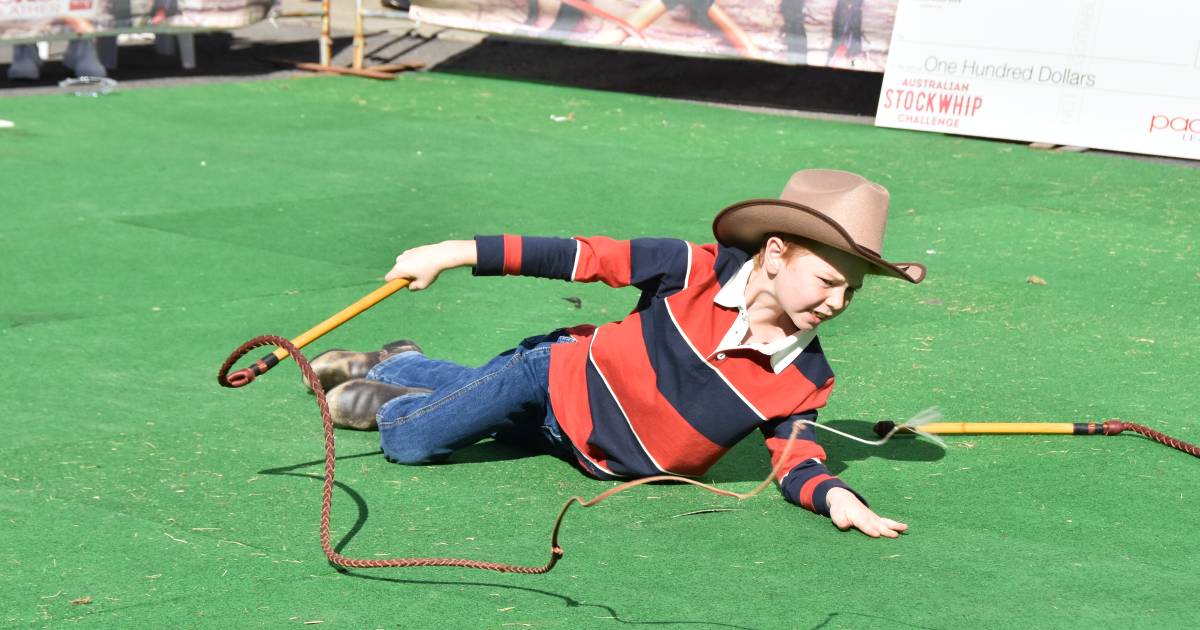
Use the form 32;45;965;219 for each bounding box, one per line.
305;339;422;393
326;379;430;430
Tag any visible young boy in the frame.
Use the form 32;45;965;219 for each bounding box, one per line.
313;169;926;538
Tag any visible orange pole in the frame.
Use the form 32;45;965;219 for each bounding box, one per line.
269;278;411;362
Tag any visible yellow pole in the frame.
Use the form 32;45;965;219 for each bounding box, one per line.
353;0;365;70
269;278;410;362
320;0;332;66
917;422;1077;435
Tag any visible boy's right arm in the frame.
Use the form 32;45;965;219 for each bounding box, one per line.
385;240;477;290
472;234;696;290
388;234;696;293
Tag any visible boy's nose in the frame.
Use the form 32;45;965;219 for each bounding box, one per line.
825;288;850;313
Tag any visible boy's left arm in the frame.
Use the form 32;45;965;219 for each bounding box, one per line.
762;415;908;538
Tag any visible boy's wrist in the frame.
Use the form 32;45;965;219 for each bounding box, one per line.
442;239;478;268
825;486;855;507
816;484;868;517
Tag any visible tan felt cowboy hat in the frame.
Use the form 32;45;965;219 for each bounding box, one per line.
712;169;927;284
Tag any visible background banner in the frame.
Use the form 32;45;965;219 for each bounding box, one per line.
410;0;900;71
1;0;275;42
876;0;1200;160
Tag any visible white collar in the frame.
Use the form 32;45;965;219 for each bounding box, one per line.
713;261;816;374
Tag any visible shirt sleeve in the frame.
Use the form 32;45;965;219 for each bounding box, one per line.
760;412;868;517
473;234;694;291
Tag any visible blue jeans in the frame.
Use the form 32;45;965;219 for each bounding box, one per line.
366;330;577;465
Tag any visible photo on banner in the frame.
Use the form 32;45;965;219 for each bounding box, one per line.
0;0;275;42
876;0;1200;160
410;0;901;71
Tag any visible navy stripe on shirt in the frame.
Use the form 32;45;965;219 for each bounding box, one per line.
629;238;690;312
520;237;577;280
714;244;750;285
473;235;505;276
639;298;765;448
790;337;835;388
630;238;690;291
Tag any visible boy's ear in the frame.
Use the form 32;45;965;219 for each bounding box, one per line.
760;236;788;273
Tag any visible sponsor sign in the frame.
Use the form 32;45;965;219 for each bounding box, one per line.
0;0;94;21
876;0;1200;160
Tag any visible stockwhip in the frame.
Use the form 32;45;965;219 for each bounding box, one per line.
219;279;1197;573
220;281;939;573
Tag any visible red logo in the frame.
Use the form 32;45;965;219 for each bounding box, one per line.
1148;115;1200;134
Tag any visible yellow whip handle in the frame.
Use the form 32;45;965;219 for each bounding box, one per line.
222;278;410;388
268;278;411;362
918;422;1077;435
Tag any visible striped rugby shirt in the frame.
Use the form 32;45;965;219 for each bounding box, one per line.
474;234;865;516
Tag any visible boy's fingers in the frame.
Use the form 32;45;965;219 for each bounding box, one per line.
874;519;907;538
853;515;881;537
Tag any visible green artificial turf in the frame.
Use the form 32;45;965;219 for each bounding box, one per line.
1;73;1197;629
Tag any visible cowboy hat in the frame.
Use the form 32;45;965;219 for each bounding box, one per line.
712;169;926;284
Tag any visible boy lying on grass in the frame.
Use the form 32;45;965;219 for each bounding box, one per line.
309;169;926;538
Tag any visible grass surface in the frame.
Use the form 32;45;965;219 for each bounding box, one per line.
1;73;1197;629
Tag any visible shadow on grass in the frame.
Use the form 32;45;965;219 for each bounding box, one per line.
450;418;946;486
809;612;943;630
820;419;947;477
258;450;760;629
446;438;544;464
704;419;946;483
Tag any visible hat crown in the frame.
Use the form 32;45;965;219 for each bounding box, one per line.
779;169;890;253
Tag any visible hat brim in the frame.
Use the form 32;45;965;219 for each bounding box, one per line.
713;198;927;284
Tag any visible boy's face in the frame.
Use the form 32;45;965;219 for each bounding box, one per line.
767;240;869;333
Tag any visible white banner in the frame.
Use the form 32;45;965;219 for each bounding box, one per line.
410;1;900;71
875;0;1200;160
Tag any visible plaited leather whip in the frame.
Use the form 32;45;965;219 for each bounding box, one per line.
217;281;807;572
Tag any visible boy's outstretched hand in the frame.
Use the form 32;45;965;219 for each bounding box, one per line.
386;240;478;290
825;487;908;538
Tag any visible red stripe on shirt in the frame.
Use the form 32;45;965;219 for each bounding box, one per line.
572;236;632;287
687;244;719;288
798;473;834;511
548;326;616;474
717;356;832;417
664;281;740;353
591;313;727;475
764;435;827;480
502;234;523;276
